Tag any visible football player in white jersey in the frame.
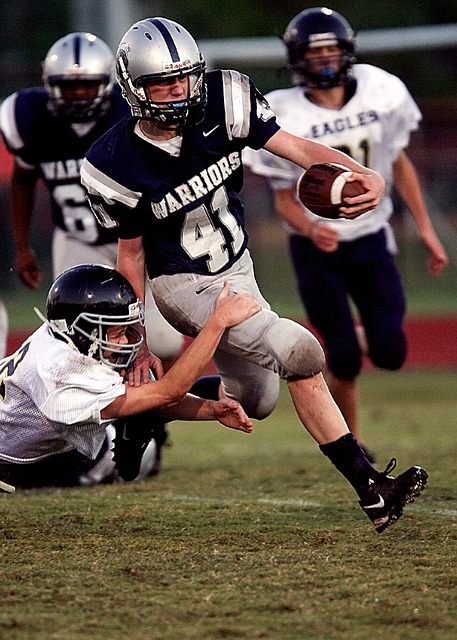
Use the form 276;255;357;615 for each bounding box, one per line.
0;32;184;370
244;7;448;462
0;264;258;493
80;17;429;533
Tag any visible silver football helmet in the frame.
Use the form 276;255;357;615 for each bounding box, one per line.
115;17;206;130
42;32;115;122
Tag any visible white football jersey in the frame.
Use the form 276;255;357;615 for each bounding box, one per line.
244;64;422;242
0;324;125;463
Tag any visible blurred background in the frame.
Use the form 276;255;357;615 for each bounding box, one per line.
0;0;456;362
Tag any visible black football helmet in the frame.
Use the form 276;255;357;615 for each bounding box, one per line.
45;264;144;369
283;7;356;88
42;32;114;122
115;17;207;131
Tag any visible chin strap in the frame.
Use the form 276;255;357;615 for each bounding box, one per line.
34;307;78;351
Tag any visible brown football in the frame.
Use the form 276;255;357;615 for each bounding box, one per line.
297;163;367;219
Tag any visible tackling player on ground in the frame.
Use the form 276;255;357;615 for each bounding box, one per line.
80;17;428;532
0;264;258;493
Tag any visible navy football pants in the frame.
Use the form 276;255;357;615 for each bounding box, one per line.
289;228;407;380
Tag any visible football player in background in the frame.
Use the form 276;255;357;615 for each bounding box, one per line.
80;17;428;533
0;264;258;493
244;7;448;462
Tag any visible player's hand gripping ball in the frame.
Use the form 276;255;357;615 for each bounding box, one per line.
297;163;367;219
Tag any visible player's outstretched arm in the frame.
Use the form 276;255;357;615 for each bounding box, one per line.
101;283;261;419
157;395;253;433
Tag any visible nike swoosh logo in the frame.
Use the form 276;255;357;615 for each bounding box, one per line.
203;125;219;137
363;494;385;509
196;284;212;295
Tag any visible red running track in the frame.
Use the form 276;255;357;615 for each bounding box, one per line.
6;316;457;369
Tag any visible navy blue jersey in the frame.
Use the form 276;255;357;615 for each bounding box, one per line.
0;84;130;245
81;70;279;276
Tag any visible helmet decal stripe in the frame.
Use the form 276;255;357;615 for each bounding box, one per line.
73;34;81;66
149;18;180;62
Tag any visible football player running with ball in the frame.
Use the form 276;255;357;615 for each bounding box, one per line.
81;17;428;532
244;7;448;461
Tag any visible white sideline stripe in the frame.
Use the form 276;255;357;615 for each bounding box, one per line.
166;494;457;517
169;494;320;508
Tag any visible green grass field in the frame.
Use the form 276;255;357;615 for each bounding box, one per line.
1;372;456;640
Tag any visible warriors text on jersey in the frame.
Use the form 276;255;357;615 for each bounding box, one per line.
81;70;279;277
0;325;125;464
0;85;130;245
243;64;422;242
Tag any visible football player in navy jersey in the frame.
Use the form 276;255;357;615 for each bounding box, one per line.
244;7;448;461
81;17;429;532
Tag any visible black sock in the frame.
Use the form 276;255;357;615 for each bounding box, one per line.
320;433;380;496
189;375;221;400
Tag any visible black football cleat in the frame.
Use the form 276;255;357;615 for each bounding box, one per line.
112;411;167;482
359;458;428;533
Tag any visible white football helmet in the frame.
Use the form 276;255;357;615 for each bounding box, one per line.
115;17;207;130
42;32;114;122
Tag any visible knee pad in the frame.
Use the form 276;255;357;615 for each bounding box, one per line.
263;318;325;380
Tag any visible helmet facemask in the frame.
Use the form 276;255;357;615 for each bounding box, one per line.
291;46;355;89
42;32;115;123
46;77;113;122
69;305;145;369
143;70;206;131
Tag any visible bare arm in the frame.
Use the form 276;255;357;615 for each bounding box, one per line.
10;162;43;289
264;129;385;215
156;394;254;433
115;237;163;382
101;282;261;419
116;236;147;303
393;151;448;277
